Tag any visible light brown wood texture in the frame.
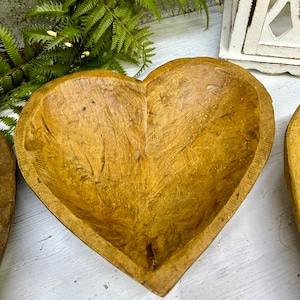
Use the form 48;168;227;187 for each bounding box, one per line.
0;132;16;263
14;57;275;296
285;105;300;234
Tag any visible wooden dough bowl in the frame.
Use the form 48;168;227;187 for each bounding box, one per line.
0;132;16;263
285;106;300;234
15;57;275;296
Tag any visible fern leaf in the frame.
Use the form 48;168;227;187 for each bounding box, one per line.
45;36;67;51
62;0;79;10
135;0;161;20
83;4;107;34
0;23;24;67
22;25;54;45
175;0;186;11
56;22;82;43
73;56;113;72
134;42;155;77
72;0;99;19
114;4;132;22
142;41;156;54
0;56;11;76
200;0;209;29
33;62;70;79
114;52;139;66
22;35;38;61
126;11;145;31
0;116;17;127
0;76;14;93
110;58;126;74
112;23;127;53
88;11;114;46
25;1;69;21
21;63;33;80
38;48;76;63
0;80;45;105
133;27;153;42
12;70;24;87
10;105;23;115
28;57;53;79
124;33;134;55
131;27;153;58
0;114;17;145
89;29;113;58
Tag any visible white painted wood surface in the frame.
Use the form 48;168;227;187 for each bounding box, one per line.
1;6;300;299
220;0;300;75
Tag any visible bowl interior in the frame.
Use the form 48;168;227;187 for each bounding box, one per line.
15;57;274;296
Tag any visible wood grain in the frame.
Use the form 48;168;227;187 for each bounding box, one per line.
14;57;274;296
285;105;300;233
0;132;16;263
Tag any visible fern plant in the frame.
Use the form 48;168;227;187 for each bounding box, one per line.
0;0;210;143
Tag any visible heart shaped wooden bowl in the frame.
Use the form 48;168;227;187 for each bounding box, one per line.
15;57;274;296
285;106;300;234
0;132;16;263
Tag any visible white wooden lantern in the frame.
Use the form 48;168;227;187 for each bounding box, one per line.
219;0;300;75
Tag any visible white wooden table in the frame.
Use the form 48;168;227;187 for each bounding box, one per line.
1;6;300;299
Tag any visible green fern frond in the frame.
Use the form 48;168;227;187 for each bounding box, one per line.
89;29;113;58
153;0;209;27
62;0;79;10
110;58;126;74
133;27;153;41
83;4;107;34
134;31;154;59
0;56;11;76
25;1;70;21
12;70;24;87
10;105;23;115
72;0;99;19
56;21;82;43
112;23;127;53
46;36;68;51
0;76;14;93
200;0;209;28
175;0;187;11
170;0;209;27
127;11;145;31
110;4;154;62
38;48;76;63
22;25;54;45
111;5;142;53
134;42;155;77
0;80;45;105
73;52;115;72
124;33;135;55
88;10;114;46
114;52;139;66
114;4;132;22
31;61;70;79
0;115;17;127
85;53;125;74
0;114;18;144
0;24;24;67
135;0;162;20
23;36;38;61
